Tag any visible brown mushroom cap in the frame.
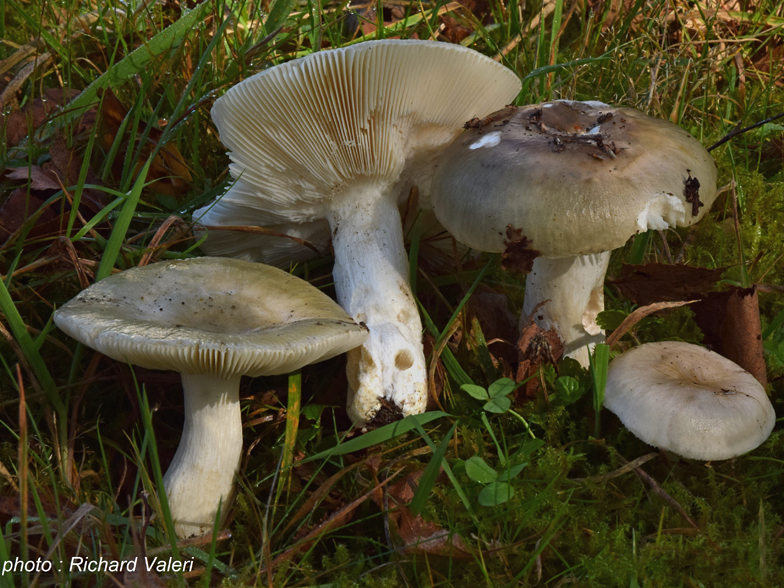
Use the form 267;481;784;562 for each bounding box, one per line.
431;101;718;257
54;257;368;378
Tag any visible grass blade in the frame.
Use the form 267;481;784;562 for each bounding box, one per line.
302;411;451;463
0;280;63;415
95;158;152;282
409;421;457;516
411;419;479;526
65;1;213;120
278;369;302;503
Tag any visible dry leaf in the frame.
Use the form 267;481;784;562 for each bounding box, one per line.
0;88;80;147
394;505;472;558
5;166;61;191
610;263;724;305
0;188;61;243
692;286;767;386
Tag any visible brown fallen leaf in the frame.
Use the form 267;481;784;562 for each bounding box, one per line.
610;263;725;306
501;225;540;274
394;504;472;558
0;187;61;244
692;286;767;386
5;166;61;191
379;467;472;558
0;88;80;147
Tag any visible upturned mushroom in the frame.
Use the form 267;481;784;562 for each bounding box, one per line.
430;101;718;366
54;257;368;537
603;341;776;460
193;39;521;423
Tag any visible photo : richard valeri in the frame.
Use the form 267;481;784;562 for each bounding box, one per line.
1;555;195;575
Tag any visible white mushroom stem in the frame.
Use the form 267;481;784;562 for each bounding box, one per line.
522;252;611;367
163;373;243;538
328;182;428;423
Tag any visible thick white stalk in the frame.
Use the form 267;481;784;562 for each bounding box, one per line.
163;372;243;538
328;183;427;424
522;252;611;367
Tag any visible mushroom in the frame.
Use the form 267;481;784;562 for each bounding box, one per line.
193;40;521;423
430;101;718;366
603;341;776;460
54;257;368;537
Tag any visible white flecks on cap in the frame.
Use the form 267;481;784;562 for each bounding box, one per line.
469;131;503;150
54;257;368;379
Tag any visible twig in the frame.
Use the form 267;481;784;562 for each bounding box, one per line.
606;300;698;348
707;111;784;152
612;452;719;549
569;453;658;484
196;224;321;254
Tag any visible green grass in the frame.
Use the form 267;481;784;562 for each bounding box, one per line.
1;0;784;585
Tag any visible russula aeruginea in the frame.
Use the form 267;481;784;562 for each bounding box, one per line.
193;39;521;424
604;341;775;460
54;257;368;537
431;101;718;366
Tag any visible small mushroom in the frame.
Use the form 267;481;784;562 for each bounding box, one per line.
603;341;775;460
193;39;521;424
54;257;368;537
431;100;719;366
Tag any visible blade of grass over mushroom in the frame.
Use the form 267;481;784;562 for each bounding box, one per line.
409;421;457;516
63;1;214;120
301;412;451;463
95;158;152;282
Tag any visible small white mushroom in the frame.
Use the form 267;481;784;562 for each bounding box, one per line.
54;258;368;537
431;100;719;366
193;39;521;424
603;341;776;461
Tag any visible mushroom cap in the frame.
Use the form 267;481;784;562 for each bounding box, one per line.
198;39;521;228
431;101;718;257
54;258;368;378
603;341;775;460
